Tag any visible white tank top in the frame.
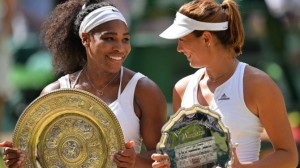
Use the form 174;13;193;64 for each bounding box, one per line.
181;62;263;162
58;67;144;153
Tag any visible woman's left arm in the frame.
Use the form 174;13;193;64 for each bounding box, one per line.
239;67;298;168
134;77;168;167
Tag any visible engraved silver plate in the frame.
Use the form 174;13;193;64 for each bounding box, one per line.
13;89;125;168
157;104;234;168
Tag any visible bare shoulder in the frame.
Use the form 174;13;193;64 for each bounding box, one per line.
122;68;163;95
135;73;165;98
130;70;167;108
133;70;167;126
39;71;81;96
128;70;167;150
244;65;278;90
174;75;193;95
244;65;284;116
40;80;61;96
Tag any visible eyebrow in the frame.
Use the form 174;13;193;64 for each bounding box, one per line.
101;31;130;36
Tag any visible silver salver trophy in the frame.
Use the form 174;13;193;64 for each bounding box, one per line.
157;104;234;168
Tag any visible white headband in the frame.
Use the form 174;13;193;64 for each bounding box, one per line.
160;12;228;39
79;6;127;39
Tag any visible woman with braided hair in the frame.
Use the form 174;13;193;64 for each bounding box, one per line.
0;0;167;167
151;0;298;167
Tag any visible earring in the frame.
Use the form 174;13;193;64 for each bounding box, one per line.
206;43;210;47
83;41;88;47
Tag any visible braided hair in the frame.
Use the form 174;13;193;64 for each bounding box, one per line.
42;0;115;74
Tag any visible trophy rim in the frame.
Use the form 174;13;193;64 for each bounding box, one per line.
161;104;230;135
13;88;125;167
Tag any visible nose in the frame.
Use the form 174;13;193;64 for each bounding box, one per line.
112;41;124;52
177;40;183;53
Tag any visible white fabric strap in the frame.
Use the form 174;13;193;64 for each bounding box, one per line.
79;6;127;39
175;12;228;31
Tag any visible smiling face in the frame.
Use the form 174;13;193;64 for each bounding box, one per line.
177;33;209;68
82;20;131;72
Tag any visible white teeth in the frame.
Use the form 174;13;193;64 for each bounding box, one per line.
109;56;122;60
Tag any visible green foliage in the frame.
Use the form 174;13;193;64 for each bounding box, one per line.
288;111;300;127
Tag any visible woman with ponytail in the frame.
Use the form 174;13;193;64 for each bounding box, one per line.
0;0;167;167
152;0;298;167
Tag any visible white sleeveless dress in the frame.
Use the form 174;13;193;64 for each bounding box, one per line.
58;67;144;153
181;62;263;162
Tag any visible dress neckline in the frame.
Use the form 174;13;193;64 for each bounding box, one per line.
71;66;124;105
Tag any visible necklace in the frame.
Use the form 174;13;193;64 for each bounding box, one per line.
85;68;119;96
208;69;233;83
207;60;237;83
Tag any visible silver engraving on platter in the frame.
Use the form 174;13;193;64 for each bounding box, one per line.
62;139;81;161
175;137;217;168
